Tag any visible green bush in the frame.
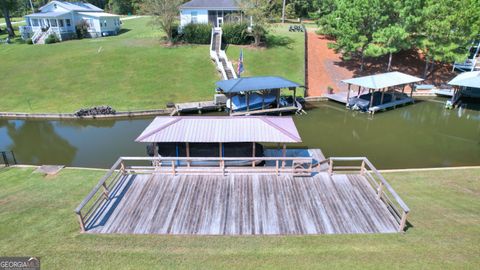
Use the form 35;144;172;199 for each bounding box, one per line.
182;23;212;44
75;20;89;39
44;34;60;44
26;38;33;45
222;23;253;45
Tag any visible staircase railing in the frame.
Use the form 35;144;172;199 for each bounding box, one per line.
326;157;410;232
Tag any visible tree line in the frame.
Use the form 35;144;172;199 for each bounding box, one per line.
315;0;480;77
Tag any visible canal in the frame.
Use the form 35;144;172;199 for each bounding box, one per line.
1;98;479;169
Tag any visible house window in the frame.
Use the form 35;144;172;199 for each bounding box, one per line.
191;11;198;24
50;19;57;27
59;19;64;27
66;19;71;27
32;19;39;27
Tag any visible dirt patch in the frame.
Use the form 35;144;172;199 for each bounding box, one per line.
307;33;353;96
306;31;456;97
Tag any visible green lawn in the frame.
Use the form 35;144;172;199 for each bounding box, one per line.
0;17;24;24
0;166;478;269
226;24;305;86
0;18;305;113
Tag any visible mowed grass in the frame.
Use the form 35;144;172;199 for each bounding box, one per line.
0;167;478;269
0;18;305;113
226;24;305;85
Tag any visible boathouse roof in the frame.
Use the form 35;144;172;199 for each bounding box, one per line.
341;71;424;89
135;116;302;143
216;76;301;93
448;71;480;88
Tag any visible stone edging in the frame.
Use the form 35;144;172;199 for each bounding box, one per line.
0;108;173;120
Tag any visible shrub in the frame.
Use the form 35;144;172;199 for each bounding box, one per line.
182;23;212;44
222;23;253;45
44;34;60;44
26;38;33;45
75;20;89;39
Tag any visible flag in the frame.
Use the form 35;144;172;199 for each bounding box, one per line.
237;49;244;77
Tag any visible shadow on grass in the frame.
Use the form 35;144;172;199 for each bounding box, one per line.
117;28;132;35
266;35;295;49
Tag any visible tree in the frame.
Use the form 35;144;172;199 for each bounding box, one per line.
141;0;183;46
0;0;17;37
318;0;391;71
417;0;476;78
365;25;410;71
239;0;272;46
109;0;132;15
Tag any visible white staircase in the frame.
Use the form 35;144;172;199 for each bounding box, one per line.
210;28;237;80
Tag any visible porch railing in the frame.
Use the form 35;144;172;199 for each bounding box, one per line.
326;157;410;232
74;155;313;232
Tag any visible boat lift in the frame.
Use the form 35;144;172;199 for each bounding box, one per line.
453;40;480;72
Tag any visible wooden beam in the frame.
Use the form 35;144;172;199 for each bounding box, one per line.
369;89;374;108
246;92;250;112
380;88;385;104
186;142;190;167
346;84;351;103
357;85;361;97
276;89;280;108
282;144;286;168
252;142;256;167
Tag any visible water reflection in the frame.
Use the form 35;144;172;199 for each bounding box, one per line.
1;120;77;165
0;98;479;169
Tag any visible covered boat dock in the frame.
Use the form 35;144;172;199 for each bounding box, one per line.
215;76;304;116
326;71;424;114
74;116;410;236
446;71;480;109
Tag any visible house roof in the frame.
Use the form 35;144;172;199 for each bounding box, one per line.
216;76;302;94
26;11;70;18
341;71;424;90
135;116;302;143
39;1;103;12
180;0;240;10
448;71;480;88
78;12;120;18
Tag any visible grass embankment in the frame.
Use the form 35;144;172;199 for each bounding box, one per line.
0;167;478;269
0;18;304;113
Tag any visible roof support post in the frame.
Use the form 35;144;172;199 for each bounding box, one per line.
293;87;297;106
369;88;374;108
246;92;250;112
346;84;351;106
186;142;190;167
276;89;280;108
281;143;286;168
252;142;256;167
380;88;385;105
357;85;361;97
410;84;414;98
229;94;233;115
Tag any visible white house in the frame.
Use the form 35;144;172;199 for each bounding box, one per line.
20;1;121;44
180;0;244;28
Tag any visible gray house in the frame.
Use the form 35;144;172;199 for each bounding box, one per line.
180;0;244;28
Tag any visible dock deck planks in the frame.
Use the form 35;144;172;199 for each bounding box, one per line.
86;172;399;235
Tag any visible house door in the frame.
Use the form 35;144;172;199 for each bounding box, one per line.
217;17;223;27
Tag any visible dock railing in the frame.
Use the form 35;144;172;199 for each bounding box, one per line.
327;157;410;232
74;155;313;232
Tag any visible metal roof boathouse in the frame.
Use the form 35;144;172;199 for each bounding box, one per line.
326;71;424;114
75;116;410;236
215;76;305;116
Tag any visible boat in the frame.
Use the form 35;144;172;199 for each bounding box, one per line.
147;142;265;166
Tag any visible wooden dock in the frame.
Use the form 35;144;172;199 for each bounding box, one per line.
85;172;398;235
368;97;414;114
324;91;357;104
170;101;224;116
75;155;409;235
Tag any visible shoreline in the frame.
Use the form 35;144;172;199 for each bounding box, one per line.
0;94;441;120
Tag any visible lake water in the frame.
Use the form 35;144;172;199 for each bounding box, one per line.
1;98;479;169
